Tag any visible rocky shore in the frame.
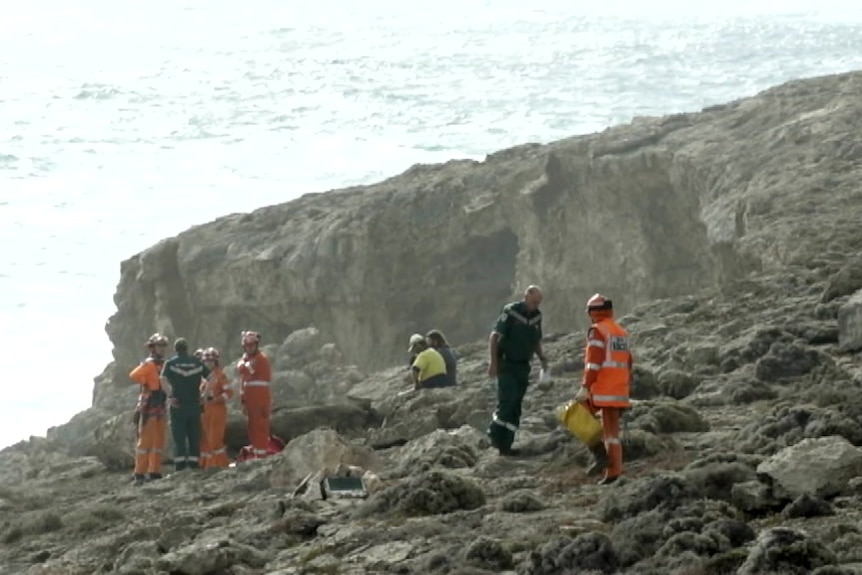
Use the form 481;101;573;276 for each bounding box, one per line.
3;70;862;574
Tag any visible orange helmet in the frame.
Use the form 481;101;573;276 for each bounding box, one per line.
241;331;261;346
146;333;169;348
203;347;220;362
586;293;613;312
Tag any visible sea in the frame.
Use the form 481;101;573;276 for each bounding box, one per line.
2;0;861;449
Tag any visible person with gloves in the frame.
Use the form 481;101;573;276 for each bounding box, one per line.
486;285;549;456
128;333;170;484
236;330;273;459
199;347;233;468
160;337;211;472
575;293;633;485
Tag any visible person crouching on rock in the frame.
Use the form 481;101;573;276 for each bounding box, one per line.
237;330;273;460
574;293;633;485
160;337;212;472
408;334;449;390
128;333;170;485
487;285;549;457
199;347;233;469
426;329;458;387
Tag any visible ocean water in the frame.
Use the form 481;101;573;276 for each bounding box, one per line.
2;0;861;449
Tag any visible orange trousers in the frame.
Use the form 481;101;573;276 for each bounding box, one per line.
598;407;623;479
200;402;229;468
135;414;166;476
584;402;624;479
244;387;272;459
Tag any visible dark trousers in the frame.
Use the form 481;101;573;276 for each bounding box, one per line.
170;406;202;471
487;363;530;450
417;373;452;389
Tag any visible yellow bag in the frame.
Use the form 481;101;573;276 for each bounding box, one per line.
557;400;603;446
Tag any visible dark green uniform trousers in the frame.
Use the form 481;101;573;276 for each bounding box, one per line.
487;362;530;451
170;406;202;471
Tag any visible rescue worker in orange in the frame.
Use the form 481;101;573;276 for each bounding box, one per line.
236;331;273;459
128;333;170;484
575;293;633;485
199;347;233;468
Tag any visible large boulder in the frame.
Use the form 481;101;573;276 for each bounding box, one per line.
394;426;490;476
224;402;382;451
91;411;187;469
269;428;379;488
90;411;140;470
756;435;862;499
363;386;490;449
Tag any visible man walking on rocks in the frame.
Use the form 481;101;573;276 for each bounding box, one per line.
487;285;549;456
160;338;211;472
128;333;170;484
575;293;633;485
237;330;273;459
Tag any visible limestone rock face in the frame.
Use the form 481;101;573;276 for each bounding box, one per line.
99;71;862;396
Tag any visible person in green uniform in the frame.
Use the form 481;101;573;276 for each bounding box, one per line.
487;285;549;456
160;337;211;472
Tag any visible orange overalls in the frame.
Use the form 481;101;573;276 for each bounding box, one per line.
129;357;168;478
582;315;633;481
199;367;233;468
237;351;272;459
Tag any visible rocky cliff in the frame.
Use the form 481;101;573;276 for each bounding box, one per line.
3;70;862;575
98;69;862;408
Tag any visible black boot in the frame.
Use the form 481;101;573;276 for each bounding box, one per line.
585;442;608;477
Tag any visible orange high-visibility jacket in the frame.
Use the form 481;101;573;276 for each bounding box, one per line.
200;367;233;402
129;357;166;414
583;318;632;408
237;351;272;404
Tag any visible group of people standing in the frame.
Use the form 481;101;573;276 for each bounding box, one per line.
128;284;632;487
128;330;273;484
486;285;633;485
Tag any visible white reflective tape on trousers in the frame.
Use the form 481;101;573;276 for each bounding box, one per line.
592;394;630;404
245;380;270;387
492;412;518;432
